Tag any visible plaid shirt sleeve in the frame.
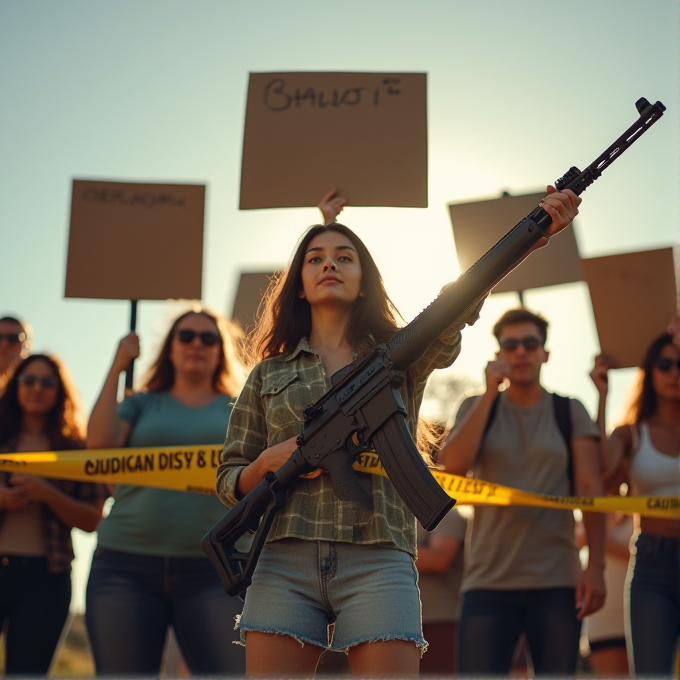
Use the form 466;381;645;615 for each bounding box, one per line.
216;362;268;508
407;292;486;402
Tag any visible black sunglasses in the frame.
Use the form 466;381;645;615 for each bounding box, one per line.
18;374;59;388
654;357;680;374
499;336;543;352
175;330;220;346
0;333;25;345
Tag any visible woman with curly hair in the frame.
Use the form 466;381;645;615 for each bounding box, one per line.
0;354;108;676
86;306;247;677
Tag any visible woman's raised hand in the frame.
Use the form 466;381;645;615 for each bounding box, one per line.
589;354;613;395
112;332;140;374
541;186;581;237
318;188;347;226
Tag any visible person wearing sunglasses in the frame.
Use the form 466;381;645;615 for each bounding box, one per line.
0;315;32;394
85;307;247;676
438;307;605;677
589;321;680;677
0;355;108;676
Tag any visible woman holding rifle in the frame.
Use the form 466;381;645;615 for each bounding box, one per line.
217;187;580;677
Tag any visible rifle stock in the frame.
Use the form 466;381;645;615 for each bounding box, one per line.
204;97;665;598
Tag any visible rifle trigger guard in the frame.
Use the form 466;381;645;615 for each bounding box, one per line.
264;472;288;511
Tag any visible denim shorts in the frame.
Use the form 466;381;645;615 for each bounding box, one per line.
237;538;425;653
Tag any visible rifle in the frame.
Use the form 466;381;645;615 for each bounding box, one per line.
203;97;665;597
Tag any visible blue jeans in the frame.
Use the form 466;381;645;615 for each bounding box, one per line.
86;547;245;676
0;556;71;676
627;533;680;677
458;588;581;676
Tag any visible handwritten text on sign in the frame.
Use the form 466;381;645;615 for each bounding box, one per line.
65;179;205;300
240;72;427;209
81;187;187;209
263;77;403;112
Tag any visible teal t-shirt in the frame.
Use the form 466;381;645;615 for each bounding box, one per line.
96;391;232;557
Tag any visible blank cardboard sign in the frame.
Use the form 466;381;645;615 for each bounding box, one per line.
239;72;427;209
582;248;677;369
231;272;277;332
449;192;582;293
65;180;205;300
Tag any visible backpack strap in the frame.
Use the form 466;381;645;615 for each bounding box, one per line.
552;393;574;495
483;394;501;437
629;423;639;458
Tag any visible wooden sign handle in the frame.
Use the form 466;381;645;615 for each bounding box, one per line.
124;300;138;395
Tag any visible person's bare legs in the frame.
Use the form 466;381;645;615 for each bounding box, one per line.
347;639;420;678
245;631;323;678
588;646;629;677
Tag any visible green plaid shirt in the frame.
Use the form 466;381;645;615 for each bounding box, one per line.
217;301;481;556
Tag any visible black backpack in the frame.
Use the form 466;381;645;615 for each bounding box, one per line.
483;392;574;495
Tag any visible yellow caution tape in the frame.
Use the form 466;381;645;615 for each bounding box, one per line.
353;451;680;519
0;446;678;519
0;445;222;496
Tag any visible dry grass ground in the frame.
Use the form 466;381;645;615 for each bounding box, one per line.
51;614;96;677
0;614;95;678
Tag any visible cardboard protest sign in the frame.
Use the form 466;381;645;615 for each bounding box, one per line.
65;180;205;300
448;192;582;293
582;248;677;368
231;272;277;332
239;72;427;209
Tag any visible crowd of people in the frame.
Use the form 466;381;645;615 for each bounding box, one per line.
0;188;678;678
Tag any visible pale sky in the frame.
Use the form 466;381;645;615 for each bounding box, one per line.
1;0;678;612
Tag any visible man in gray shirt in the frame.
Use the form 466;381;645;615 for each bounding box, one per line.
439;308;605;676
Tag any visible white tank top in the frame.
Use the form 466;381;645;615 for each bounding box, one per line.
629;422;680;496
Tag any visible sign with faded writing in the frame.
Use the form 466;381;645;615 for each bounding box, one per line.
582;248;677;368
239;72;427;209
449;192;583;293
65;179;205;300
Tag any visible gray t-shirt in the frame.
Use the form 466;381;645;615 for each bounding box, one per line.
96;391;233;557
455;389;598;592
417;507;467;624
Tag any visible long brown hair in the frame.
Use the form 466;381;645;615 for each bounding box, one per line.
245;223;443;460
142;307;246;396
0;354;85;449
621;333;674;425
246;223;402;365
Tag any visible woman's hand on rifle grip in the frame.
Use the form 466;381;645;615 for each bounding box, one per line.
540;186;581;237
